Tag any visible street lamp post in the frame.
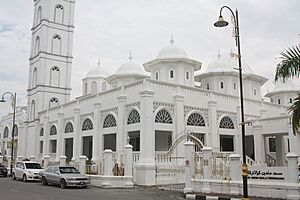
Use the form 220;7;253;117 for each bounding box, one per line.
0;92;17;176
214;6;248;199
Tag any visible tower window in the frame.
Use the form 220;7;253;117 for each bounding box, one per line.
233;82;236;90
155;72;159;80
253;88;257;96
186;71;189;80
52;34;62;54
270;98;273;103
91;81;97;93
170;70;174;78
35;36;40;56
36;6;42;25
277;99;281;105
50;66;60;86
31;100;36;121
49;97;59;108
206;83;210;90
289;98;293;103
220;81;224;89
32;68;38;88
54;4;64;24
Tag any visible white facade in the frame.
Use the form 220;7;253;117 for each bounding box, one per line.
0;0;300;186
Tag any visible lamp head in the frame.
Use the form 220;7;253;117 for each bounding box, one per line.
214;15;229;27
0;98;6;103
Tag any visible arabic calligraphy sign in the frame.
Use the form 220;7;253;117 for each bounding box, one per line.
248;166;287;181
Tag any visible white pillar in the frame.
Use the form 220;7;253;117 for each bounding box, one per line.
288;124;300;162
275;135;283;166
7;156;11;172
56;112;64;160
43;156;50;168
17;124;25;158
202;146;212;193
60;155;67;166
124;144;133;176
136;87;156;185
229;154;241;196
79;155;87;174
23;123;28;158
208;94;218;150
103;149;113;176
253;125;265;164
33;120;39;159
184;141;195;194
92;102;101;162
174;91;185;157
117;93;126;155
286;153;300;200
72;107;80;161
43;116;50;157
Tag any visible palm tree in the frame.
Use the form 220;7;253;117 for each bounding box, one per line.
275;45;300;134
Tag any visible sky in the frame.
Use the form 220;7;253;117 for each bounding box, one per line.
0;0;299;117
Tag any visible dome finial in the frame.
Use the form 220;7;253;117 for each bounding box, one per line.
129;51;133;62
170;34;174;45
97;58;101;68
217;49;221;59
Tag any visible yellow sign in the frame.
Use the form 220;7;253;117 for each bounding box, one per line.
6;141;17;149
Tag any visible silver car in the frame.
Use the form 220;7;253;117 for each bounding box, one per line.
39;166;90;189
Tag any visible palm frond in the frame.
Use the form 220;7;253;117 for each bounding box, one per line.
288;94;300;135
275;45;300;82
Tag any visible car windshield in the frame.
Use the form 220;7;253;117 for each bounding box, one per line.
25;163;42;169
59;167;80;174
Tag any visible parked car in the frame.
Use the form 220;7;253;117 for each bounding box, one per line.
12;161;43;181
0;163;7;177
39;166;90;189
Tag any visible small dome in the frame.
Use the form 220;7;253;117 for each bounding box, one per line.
157;36;188;59
115;61;146;76
206;51;254;74
86;59;110;78
272;78;300;93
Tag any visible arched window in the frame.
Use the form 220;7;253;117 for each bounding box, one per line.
50;125;57;135
12;124;18;137
219;116;234;129
220;81;224;89
289;98;293;104
155;72;159;80
102;82;107;91
49;97;59;108
54;4;64;24
40;128;44;136
253;88;257;96
65;122;74;133
206;82;210;90
277;99;281;105
31;100;36;120
91;81;97;93
52;34;62;54
155;109;172;124
84;82;88;95
50;66;60;86
170;70;174;79
82;118;93;131
127;110;140;124
186;71;189;80
32;68;37;88
3;127;9;138
187;113;205;126
103;114;117;128
35;36;40;55
233;82;237;90
36;6;42;25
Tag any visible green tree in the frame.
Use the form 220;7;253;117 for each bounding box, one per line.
275;45;300;134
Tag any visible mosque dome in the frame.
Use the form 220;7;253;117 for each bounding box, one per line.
157;36;188;59
271;78;300;93
206;51;254;74
86;59;110;78
114;54;147;76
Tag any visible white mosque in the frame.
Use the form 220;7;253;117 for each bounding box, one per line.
1;0;300;186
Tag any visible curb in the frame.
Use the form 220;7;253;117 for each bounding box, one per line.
185;194;241;200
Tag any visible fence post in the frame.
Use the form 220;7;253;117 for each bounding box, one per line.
286;152;299;199
124;144;133;176
60;156;67;166
202;146;212;193
184;141;195;194
229;154;241;195
43;156;50;168
0;155;3;163
79;155;87;174
104;149;113;176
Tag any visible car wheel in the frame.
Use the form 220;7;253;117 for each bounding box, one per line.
12;173;16;180
60;179;67;189
41;176;48;186
22;174;27;182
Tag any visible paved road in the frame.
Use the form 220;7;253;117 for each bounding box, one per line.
0;177;184;200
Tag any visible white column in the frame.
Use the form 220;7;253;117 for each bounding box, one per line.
92;102;101;162
184;141;195;194
287;124;300;162
135;89;156;186
23;123;29;158
43;116;50;157
17;124;25;158
79;155;87;174
124;144;133;176
275;135;283;166
229;154;241;196
253;125;265;164
208;94;218;150
103;149;113;176
33;120;39;159
117;92;126;154
72;107;80;161
56;112;64;160
202;146;212;193
286;153;300;200
174;91;185;157
43;155;50;168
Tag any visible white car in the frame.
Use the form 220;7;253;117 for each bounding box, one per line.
12;161;43;182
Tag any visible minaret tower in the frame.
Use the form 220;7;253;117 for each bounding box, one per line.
27;0;75;121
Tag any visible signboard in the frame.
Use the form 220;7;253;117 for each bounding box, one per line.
6;141;17;149
248;166;286;181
